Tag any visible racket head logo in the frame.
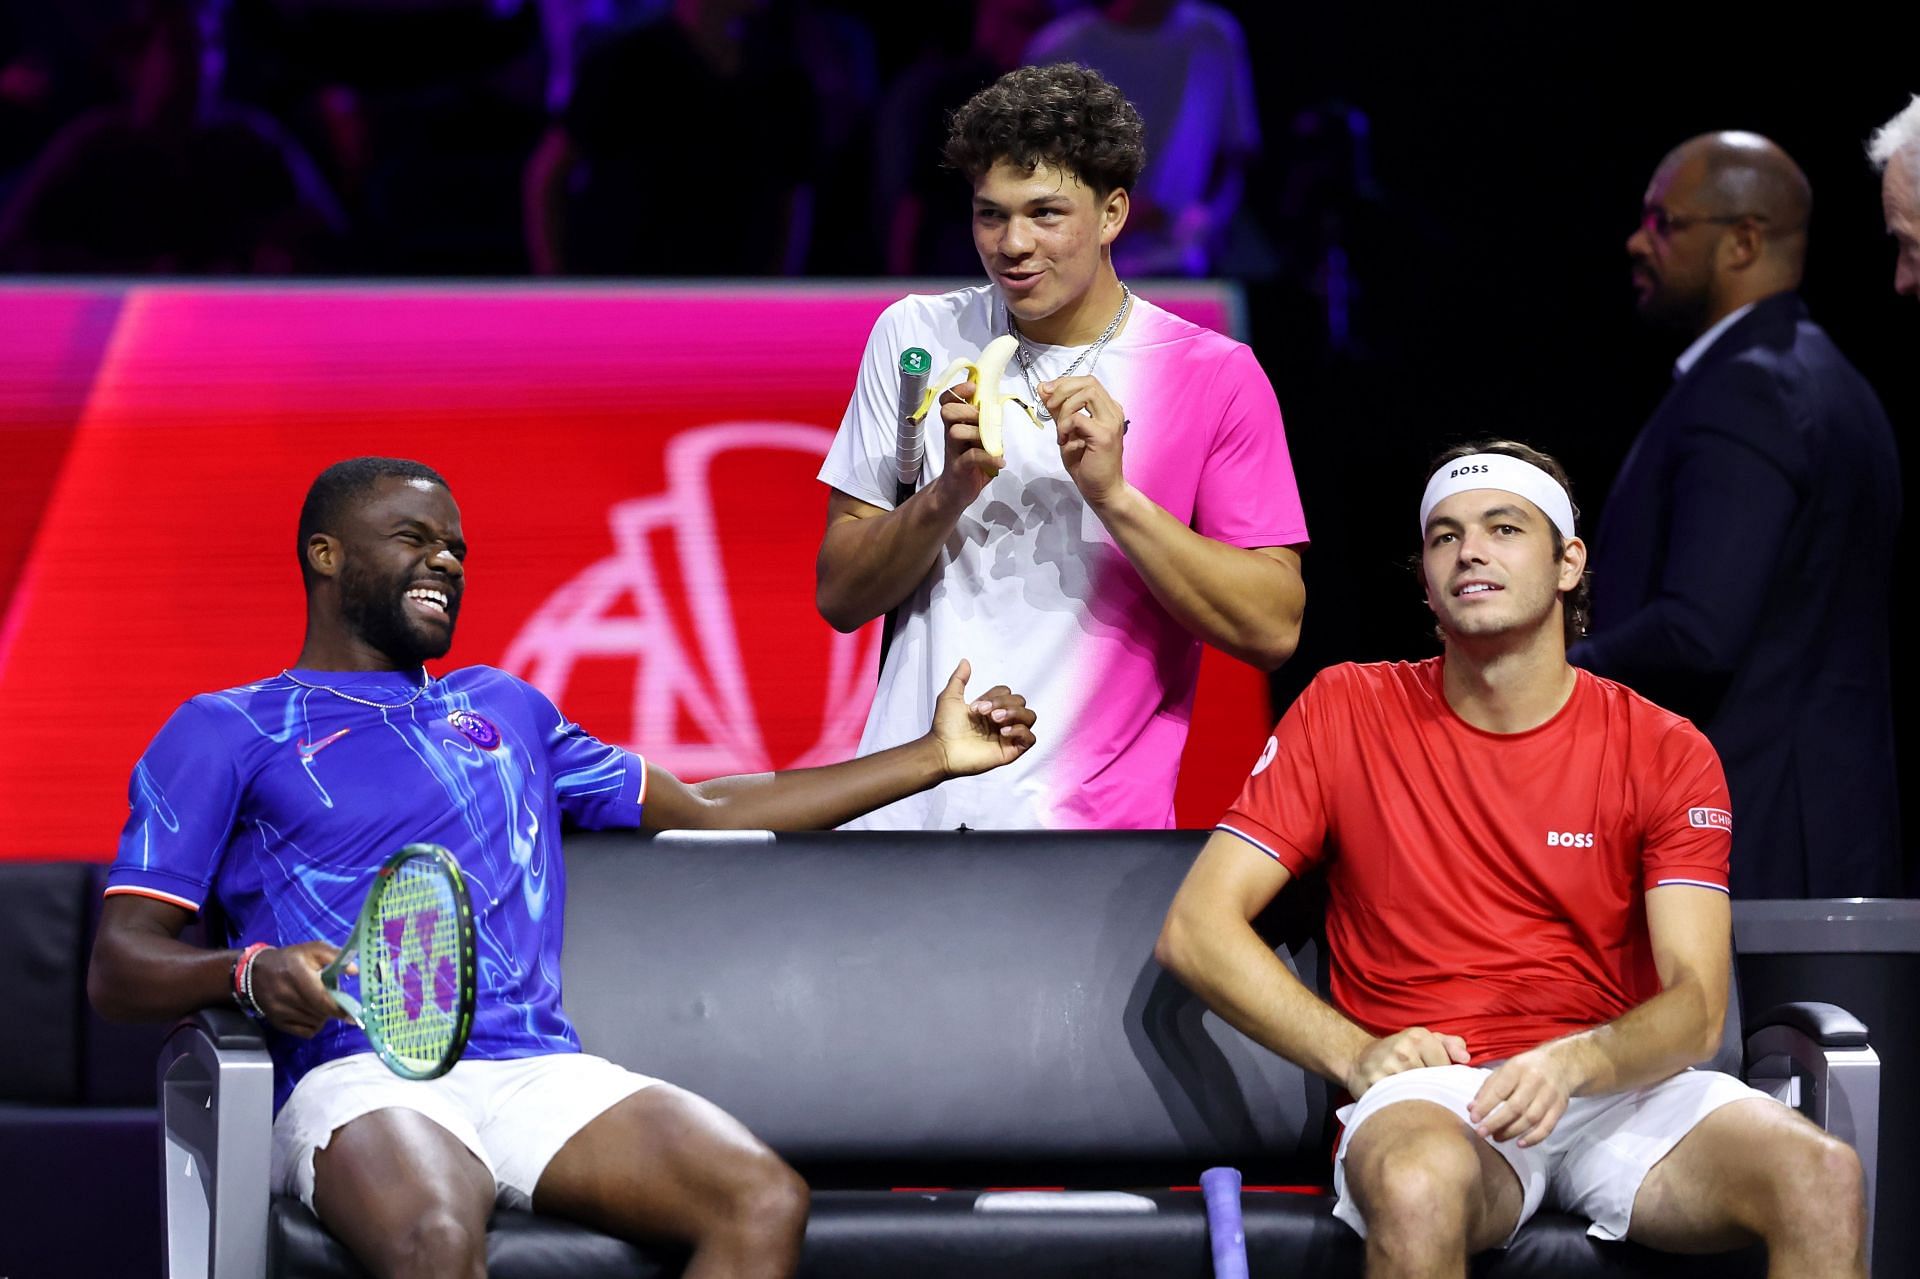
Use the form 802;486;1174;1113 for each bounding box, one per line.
446;709;502;750
327;842;478;1081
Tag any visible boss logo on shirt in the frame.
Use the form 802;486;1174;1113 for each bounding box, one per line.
1546;830;1595;848
1687;807;1732;832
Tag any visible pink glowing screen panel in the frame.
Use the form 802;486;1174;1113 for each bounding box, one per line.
0;282;1268;858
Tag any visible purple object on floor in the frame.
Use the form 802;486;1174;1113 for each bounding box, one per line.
1200;1165;1249;1279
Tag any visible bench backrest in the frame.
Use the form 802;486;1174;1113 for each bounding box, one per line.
561;830;1338;1180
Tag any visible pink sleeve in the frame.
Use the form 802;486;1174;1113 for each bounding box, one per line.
1193;343;1309;550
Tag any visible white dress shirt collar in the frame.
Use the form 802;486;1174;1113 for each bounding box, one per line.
1673;302;1759;378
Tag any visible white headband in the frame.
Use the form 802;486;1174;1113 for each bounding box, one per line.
1420;453;1576;540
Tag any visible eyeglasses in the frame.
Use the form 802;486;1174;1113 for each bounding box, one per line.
1638;206;1769;239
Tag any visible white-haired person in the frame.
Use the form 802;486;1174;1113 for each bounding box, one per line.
1158;440;1868;1278
1868;94;1920;298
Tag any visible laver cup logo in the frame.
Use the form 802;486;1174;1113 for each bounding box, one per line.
1688;807;1733;832
504;424;880;778
446;710;501;750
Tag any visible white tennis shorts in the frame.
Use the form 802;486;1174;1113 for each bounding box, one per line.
272;1051;662;1211
1332;1064;1777;1243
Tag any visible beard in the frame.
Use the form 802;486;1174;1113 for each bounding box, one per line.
338;558;455;665
1633;266;1712;336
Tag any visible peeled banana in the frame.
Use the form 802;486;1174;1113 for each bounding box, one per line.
907;334;1044;463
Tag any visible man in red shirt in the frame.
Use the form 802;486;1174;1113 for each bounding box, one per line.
1157;441;1866;1276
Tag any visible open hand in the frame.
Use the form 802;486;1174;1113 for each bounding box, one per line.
929;659;1036;776
1348;1026;1470;1099
250;940;354;1038
1468;1046;1574;1147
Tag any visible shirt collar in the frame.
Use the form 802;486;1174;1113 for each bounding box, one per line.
1673;302;1758;378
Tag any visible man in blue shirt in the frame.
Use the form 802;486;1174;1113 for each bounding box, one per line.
90;457;1037;1279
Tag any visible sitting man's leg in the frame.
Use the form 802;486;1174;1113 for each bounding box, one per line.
530;1082;808;1279
1625;1095;1866;1277
449;1052;805;1278
1338;1068;1530;1279
276;1055;504;1279
311;1109;495;1279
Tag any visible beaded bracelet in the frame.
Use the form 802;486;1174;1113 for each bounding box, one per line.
231;941;273;1020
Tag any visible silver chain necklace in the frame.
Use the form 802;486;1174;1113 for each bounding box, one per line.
1010;282;1132;421
281;668;432;709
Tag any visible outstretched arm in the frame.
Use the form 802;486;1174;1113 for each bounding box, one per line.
1467;885;1730;1147
641;660;1035;830
1157;831;1468;1096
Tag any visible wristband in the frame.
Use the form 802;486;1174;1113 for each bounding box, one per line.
231;941;272;1020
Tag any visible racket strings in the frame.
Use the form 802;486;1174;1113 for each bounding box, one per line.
364;861;464;1069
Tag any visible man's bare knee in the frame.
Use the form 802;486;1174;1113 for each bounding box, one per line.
1349;1122;1482;1247
715;1147;809;1248
1766;1130;1865;1247
387;1208;486;1279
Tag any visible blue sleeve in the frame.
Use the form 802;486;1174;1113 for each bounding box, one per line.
105;700;244;912
515;679;648;830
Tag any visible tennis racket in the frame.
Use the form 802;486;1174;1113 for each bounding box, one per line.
879;347;932;669
319;843;477;1080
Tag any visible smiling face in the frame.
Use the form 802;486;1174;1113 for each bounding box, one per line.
319;476;467;665
1421;489;1583;649
972;160;1128;343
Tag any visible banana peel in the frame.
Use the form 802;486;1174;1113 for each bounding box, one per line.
907;334;1044;469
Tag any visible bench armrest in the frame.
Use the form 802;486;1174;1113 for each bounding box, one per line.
158;1009;275;1279
183;1005;269;1050
1744;1003;1878;1268
1748;1000;1869;1047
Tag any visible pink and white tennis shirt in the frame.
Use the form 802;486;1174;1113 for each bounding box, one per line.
819;284;1307;829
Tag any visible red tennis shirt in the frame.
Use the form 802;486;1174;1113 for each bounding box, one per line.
1219;658;1732;1064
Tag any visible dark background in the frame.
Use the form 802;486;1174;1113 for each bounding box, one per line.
3;0;1913;884
1221;8;1918;893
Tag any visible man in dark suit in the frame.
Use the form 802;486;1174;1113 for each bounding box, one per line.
1572;131;1902;899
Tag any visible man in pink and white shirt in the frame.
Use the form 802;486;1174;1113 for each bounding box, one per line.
816;63;1308;830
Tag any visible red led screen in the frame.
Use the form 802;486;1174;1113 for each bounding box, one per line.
0;281;1270;859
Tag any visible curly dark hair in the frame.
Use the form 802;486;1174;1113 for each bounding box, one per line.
943;63;1146;196
1420;439;1592;647
298;457;448;588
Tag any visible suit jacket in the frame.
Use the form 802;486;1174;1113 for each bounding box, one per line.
1571;292;1902;898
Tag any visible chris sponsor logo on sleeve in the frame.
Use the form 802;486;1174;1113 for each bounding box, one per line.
1687;807;1733;832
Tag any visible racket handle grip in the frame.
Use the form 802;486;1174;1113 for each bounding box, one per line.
1200;1165;1249;1279
895;349;931;489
